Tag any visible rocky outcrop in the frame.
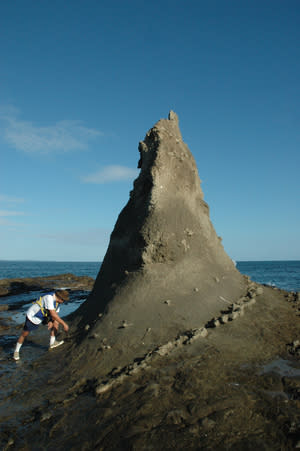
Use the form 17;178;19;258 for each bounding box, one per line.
70;111;245;378
0;274;94;298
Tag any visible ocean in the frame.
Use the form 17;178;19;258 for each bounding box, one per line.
0;260;101;280
237;260;300;292
0;260;299;292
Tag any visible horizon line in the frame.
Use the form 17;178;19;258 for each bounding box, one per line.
0;259;299;263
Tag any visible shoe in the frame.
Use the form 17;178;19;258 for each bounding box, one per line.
49;340;64;349
13;351;20;361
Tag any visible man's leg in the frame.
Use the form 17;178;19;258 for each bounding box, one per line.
14;330;30;360
48;320;64;349
14;317;39;360
18;330;30;344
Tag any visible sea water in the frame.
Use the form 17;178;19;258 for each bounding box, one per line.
0;260;101;280
237;260;300;292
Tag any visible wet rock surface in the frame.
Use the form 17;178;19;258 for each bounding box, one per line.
1;285;300;450
0;273;94;298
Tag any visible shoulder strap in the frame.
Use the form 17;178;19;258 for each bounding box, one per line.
33;292;55;316
34;296;47;316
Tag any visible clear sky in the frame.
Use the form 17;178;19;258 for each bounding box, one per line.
0;0;299;262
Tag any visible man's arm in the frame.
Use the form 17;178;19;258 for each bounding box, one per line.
49;310;69;332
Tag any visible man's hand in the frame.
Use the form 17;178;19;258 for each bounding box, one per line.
49;309;69;332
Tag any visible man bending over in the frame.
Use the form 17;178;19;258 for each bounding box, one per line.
13;289;69;361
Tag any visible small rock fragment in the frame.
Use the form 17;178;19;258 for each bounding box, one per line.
120;320;132;328
201;417;216;430
156;341;173;356
229;311;240;320
96;383;114;395
220;314;229;324
184;228;194;236
41;412;52;422
256;286;264;295
188;327;208;342
89;333;99;339
246;298;256;306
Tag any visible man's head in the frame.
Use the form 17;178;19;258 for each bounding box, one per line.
55;290;69;303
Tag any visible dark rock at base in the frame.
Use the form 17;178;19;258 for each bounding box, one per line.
5;283;300;451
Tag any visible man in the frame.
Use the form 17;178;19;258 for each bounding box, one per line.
13;289;70;361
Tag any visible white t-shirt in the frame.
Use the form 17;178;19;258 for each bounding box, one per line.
27;293;60;325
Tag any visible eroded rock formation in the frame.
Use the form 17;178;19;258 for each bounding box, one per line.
2;113;299;450
71;111;246;377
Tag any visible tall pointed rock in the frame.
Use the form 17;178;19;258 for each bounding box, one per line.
71;112;245;376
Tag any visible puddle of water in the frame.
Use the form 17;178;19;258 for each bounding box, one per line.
261;358;300;377
0;292;87;399
0;290;89;435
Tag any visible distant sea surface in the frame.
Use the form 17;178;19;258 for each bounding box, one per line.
237;260;300;292
0;260;299;292
0;260;101;280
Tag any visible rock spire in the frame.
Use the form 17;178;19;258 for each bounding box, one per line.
71;112;245;377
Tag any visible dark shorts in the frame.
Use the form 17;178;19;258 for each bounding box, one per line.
23;317;40;332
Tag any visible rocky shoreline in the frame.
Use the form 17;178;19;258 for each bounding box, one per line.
0;273;94;343
0;273;95;318
0;273;94;298
1;282;300;450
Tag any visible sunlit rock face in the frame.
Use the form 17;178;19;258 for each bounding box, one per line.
71;112;245;376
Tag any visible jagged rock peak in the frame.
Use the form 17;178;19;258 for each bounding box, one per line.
168;109;179;122
88;111;235;286
135;111;203;216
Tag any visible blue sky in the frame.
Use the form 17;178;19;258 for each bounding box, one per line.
0;0;299;262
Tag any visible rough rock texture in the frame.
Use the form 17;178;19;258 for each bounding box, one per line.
70;112;245;377
2;285;300;451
